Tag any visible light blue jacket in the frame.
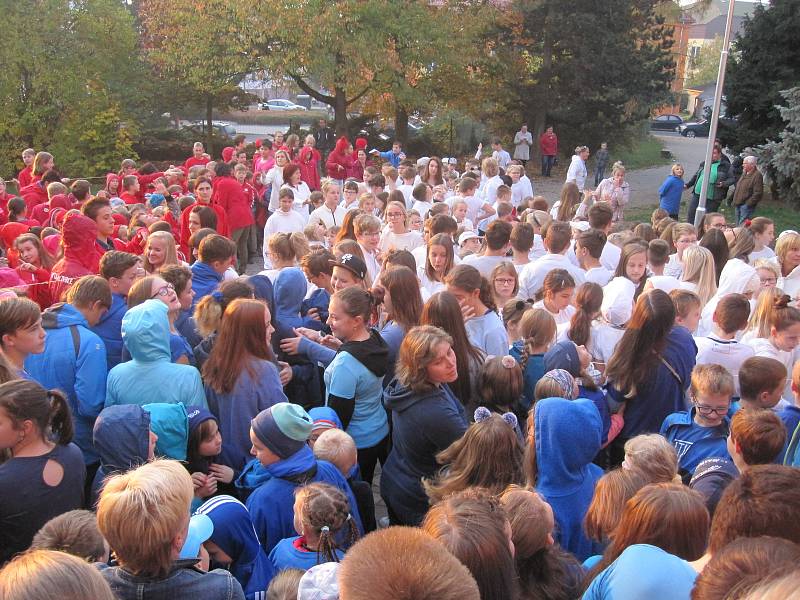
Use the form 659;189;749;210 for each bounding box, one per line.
26;303;107;465
105;300;207;409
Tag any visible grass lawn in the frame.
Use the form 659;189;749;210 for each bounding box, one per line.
623;197;800;232
614;135;671;171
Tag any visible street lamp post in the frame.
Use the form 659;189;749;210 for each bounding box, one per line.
693;0;736;229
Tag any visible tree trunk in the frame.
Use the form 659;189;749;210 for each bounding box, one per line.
205;94;214;158
532;10;552;161
394;106;409;145
333;87;348;137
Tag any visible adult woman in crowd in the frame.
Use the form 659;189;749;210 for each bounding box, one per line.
203;299;288;473
420;291;485;407
261;149;291;213
381;325;468;525
776;230;800;299
594;163;630;222
281;164;311;216
422;157;444;188
351;148;372;182
605;290;696;465
566;145;590;191
296;135;321;191
0;380;85;564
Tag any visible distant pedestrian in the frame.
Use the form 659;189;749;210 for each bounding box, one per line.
313;119;335;173
566;146;590;191
659;163;685;220
513;125;533;167
539;126;558;177
594;142;610;186
731;156;763;224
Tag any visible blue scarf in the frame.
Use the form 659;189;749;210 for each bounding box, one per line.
266;444;316;479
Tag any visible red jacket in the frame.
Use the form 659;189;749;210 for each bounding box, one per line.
17;265;51;310
326;139;353;180
19;181;48;213
30;194;71;227
132;171;165;202
184;156;210;170
0;223;30;268
212;175;254;232
350;158;373;182
539;132;558;156
297;147;321;191
120;191;139;205
49;213;101;302
17;166;33;189
179;201;230;250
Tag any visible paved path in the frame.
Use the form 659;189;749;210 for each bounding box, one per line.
527;132;709;207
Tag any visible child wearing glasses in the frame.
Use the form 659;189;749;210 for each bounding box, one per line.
660;364;734;481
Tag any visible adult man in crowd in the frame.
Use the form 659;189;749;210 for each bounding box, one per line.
540;126;558;177
314;118;335;169
731;155;764;224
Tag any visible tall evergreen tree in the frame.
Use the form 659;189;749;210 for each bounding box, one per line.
721;0;800;152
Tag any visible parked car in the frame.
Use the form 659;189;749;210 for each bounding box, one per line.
650;114;684;131
258;99;308;111
182;121;237;137
678;120;710;138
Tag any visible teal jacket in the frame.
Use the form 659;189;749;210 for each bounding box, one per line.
105;300;206;409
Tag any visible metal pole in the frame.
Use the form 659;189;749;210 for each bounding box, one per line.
693;0;736;229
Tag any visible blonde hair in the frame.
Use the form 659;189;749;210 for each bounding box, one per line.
623;434;680;484
680;245;717;305
0;549;116;600
266;568;305;600
753;258;780;281
745;287;785;339
671;163;683;176
519;308;556;366
776;231;800;269
96;459;193;578
690;363;735;399
143;231;179;273
313;428;357;475
481;157;499;177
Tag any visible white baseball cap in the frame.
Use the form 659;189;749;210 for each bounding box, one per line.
459;231;481;246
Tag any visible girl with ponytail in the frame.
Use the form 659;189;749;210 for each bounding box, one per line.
325;286;390;486
0;380;85;563
562;282;603;347
744;294;800;399
445;264;507;356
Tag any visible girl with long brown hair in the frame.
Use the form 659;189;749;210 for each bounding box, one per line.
562;282;603;347
614;241;649;300
419;232;455;297
14;233;54;310
202;298;287;472
421;291;485;407
0;296;45;375
534;268;576;325
445;264;506;356
424;413;524;504
605;289;695;465
375;266;422;384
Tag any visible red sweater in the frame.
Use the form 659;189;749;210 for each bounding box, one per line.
49;214;101;302
212;175;254;232
539;132;558;156
184;156;210;170
297;147;321;191
179;201;230;249
19;182;48;213
120;191;140;205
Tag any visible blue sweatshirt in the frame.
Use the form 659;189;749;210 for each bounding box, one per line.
205;358;288;472
583;544;697;600
535;397;603;561
660;408;730;476
269;536;344;572
778;405;800;464
465;309;507;357
658;174;685;215
246;446;363;554
91;293;127;370
26;303;108;465
511;343;545;411
191;261;223;306
608;326;696;440
106;300;207;410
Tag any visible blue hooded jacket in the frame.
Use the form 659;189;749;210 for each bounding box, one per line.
143;403;189;461
535;397;604;561
26;303;108;465
205;358;288;472
191;261;223;307
246;445;363;555
91;292;127;370
196;495;275;599
273;268;323;337
106;300;207;409
91;404;151;506
583;544;697;599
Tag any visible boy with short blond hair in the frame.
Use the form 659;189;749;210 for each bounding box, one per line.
661;363;734;479
670;288;702;334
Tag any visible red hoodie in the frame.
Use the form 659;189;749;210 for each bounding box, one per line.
297;147;321;191
0;223;30;269
326;138;353;180
184;156;210;170
49;213;101;302
19;181;48;213
212;175;254;233
30;194;71;227
179;201;230;251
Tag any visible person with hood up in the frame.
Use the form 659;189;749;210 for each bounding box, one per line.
246;403;363;555
29;192;71;228
25;275;111;467
325;138;353;183
589;276;636;365
696;256;760;337
212;162;254;275
324;286;389;487
89;404;158;506
49;213;102;303
0;221;31;268
381;325;468;526
528;396;603;561
105;299;207;409
196;495;276;599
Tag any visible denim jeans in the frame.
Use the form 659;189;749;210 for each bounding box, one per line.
736;203;755;224
594;165;606;186
541;155;555;177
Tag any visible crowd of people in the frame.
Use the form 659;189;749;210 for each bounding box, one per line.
0;130;799;600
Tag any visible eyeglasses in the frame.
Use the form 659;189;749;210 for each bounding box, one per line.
494;278;516;285
693;401;729;417
151;283;175;299
760;277;777;285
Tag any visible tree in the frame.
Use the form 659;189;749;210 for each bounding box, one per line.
687;35;723;88
480;0;675;158
0;0;142;177
139;0;257;155
722;0;800;152
748;88;800;208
